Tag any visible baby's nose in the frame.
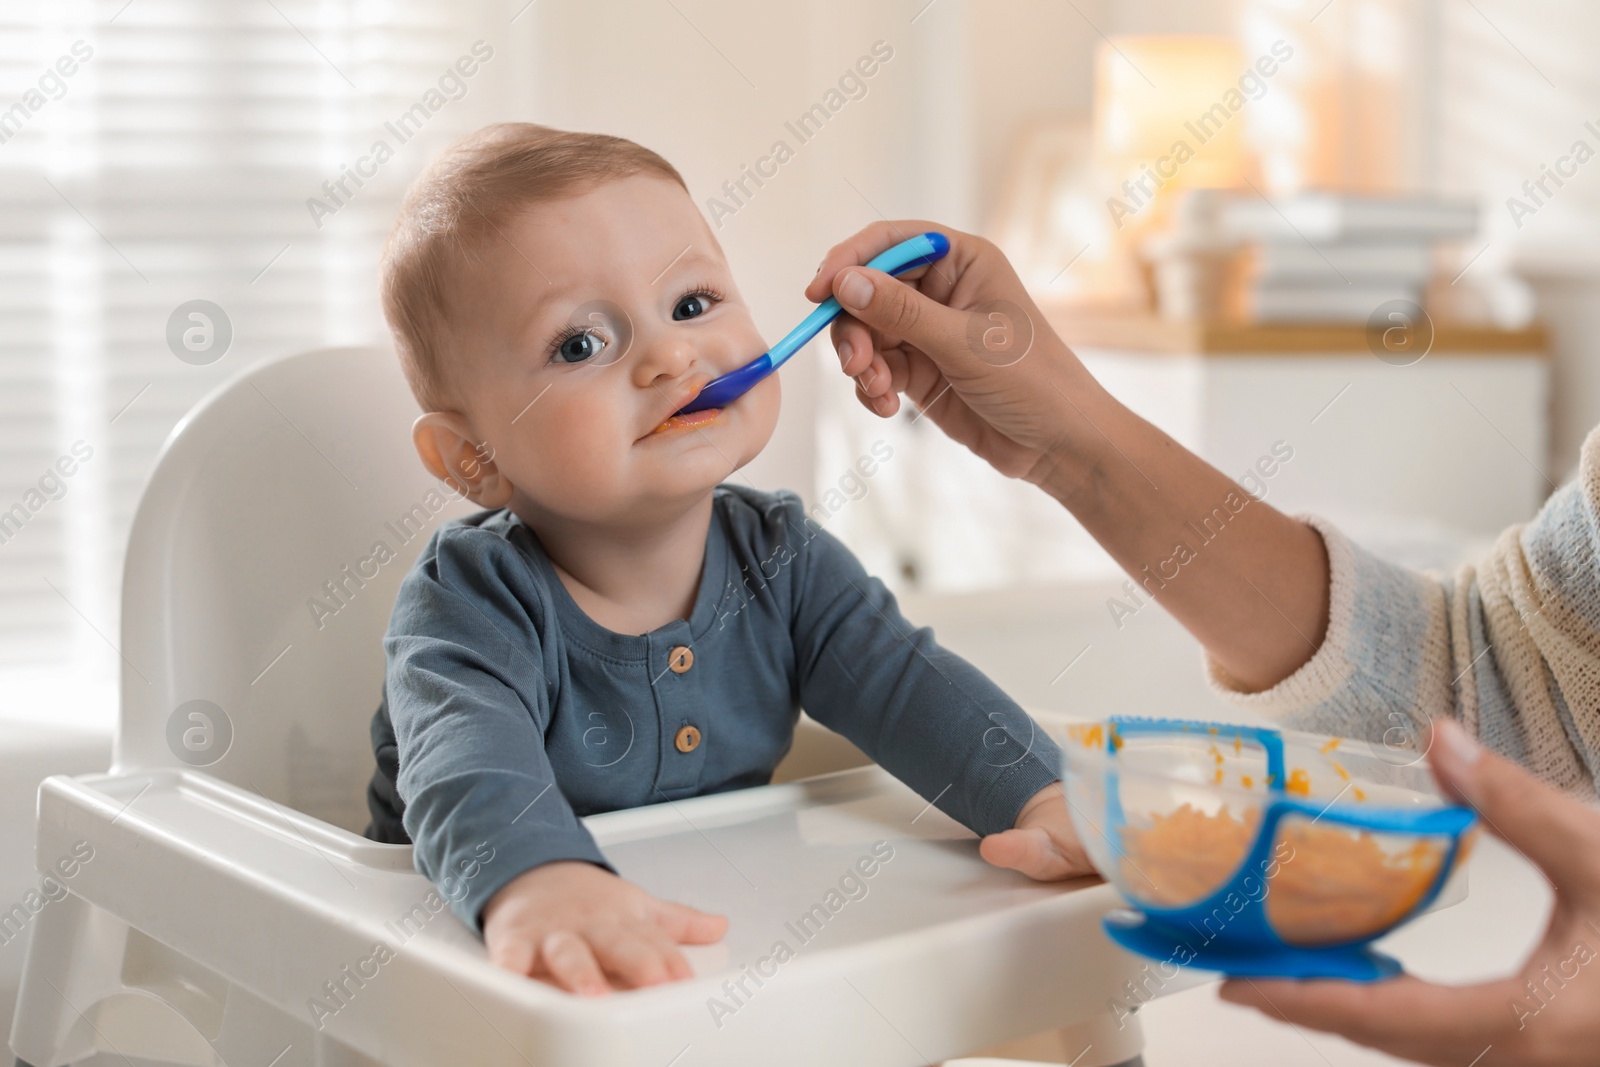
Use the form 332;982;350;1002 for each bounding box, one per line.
631;333;700;387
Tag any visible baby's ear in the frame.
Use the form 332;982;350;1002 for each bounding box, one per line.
412;412;513;508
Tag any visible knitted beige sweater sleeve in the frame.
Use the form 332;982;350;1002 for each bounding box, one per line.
1205;428;1600;798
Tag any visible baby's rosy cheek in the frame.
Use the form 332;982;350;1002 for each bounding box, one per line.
524;392;606;442
559;407;631;463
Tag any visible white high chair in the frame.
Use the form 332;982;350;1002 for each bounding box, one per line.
10;346;1173;1067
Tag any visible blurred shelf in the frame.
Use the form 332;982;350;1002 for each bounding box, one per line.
1034;306;1548;357
1029;305;1552;538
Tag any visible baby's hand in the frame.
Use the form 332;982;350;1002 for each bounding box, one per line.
480;860;728;995
978;782;1095;881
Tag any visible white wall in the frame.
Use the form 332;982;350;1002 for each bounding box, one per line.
1430;0;1600;475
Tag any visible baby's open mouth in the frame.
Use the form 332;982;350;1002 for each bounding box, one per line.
649;407;721;436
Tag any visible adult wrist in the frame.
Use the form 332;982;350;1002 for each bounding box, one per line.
1025;376;1123;512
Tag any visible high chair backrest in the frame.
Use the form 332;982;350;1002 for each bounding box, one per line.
116;346;478;831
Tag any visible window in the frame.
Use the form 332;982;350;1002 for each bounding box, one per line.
0;0;510;727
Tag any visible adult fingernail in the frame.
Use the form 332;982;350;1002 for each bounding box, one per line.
838;271;873;310
1433;718;1483;805
1437;718;1481;766
838;339;853;368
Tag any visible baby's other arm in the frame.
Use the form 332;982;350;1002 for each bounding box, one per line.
385;527;727;990
784;511;1090;877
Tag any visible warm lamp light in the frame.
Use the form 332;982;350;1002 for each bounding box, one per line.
1093;36;1249;207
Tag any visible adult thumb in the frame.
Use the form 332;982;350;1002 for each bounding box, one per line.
1427;717;1600;896
832;266;969;367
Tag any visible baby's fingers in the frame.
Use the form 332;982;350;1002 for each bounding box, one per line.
589;924;683;989
652;898;729;946
537;930;611;997
979;826;1078;881
486;926;539;976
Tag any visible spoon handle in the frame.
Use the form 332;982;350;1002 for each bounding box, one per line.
766;231;950;370
677;231;949;414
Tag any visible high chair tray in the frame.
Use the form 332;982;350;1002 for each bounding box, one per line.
31;764;1177;1067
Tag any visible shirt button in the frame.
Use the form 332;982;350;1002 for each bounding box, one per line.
674;724;701;753
668;645;694;674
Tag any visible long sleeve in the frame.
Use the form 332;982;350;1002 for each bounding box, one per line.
1204;429;1600;798
385;524;616;934
784;507;1063;836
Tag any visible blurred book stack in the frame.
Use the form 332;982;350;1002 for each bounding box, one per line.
1145;190;1480;323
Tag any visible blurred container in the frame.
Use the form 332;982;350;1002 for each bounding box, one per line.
1060;717;1478;980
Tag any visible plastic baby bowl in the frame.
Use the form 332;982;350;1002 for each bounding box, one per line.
675;231;950;414
1060;717;1479;982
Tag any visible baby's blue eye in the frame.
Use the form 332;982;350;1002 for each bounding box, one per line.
673;294;711;321
554;330;606;364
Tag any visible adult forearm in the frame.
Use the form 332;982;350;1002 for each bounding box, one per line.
808;221;1330;690
1036;381;1330;691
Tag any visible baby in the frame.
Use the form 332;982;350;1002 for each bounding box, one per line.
362;122;1090;996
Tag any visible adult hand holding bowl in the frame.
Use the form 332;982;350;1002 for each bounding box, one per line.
1061;717;1478;982
1220;719;1600;1067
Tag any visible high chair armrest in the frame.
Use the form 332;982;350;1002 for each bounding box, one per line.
30;765;1182;1067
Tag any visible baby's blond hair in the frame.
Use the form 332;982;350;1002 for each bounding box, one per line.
381;122;687;412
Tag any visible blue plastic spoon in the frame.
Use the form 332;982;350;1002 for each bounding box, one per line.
675;231;950;415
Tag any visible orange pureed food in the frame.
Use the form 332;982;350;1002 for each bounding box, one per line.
1120;804;1471;945
1119;803;1259;906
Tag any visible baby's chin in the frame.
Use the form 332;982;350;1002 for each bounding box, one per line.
640;412;774;498
637;424;761;494
532;382;779;522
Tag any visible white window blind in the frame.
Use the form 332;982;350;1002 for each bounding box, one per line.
0;0;511;727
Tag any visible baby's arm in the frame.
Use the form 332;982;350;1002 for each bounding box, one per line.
386;526;725;993
783;508;1092;879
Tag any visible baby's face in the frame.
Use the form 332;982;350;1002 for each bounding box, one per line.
448;174;779;526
